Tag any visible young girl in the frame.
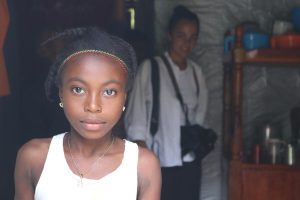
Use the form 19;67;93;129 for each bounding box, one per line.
14;27;161;200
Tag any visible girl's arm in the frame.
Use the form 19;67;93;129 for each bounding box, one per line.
137;147;161;200
14;142;36;200
14;139;49;200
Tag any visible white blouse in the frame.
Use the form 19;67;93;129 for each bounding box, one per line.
125;52;208;167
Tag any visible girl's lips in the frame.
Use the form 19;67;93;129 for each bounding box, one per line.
80;120;106;131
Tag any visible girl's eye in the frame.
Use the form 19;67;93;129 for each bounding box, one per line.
72;87;85;94
103;89;116;97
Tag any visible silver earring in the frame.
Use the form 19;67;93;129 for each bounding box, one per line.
59;102;64;108
122;106;126;111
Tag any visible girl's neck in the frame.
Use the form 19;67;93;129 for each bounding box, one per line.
168;50;187;70
67;131;114;157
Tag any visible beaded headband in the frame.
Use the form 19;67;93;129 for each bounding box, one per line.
59;50;128;73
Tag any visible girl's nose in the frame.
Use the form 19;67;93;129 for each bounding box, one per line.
84;94;102;113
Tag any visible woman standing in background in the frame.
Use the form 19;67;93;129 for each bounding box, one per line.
125;5;208;200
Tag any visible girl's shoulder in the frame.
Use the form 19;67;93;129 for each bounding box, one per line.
16;137;52;184
18;137;52;160
121;140;159;171
136;146;161;199
137;146;160;170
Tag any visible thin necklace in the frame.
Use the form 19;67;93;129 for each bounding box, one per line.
67;133;115;187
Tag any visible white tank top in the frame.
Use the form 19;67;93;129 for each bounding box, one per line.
35;133;138;200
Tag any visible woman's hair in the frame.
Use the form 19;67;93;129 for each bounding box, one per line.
44;27;137;101
168;5;199;33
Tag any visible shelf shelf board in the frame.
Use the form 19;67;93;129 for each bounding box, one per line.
242;163;300;171
243;48;300;64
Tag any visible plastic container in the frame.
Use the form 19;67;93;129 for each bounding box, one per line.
292;7;300;32
272;20;293;35
271;33;300;49
243;32;270;50
224;35;235;53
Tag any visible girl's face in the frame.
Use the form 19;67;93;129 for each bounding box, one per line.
59;54;127;139
168;19;198;60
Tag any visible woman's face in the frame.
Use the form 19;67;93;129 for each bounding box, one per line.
59;54;127;139
168;19;199;60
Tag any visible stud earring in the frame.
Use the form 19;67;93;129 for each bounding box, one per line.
59;102;64;108
122;106;126;111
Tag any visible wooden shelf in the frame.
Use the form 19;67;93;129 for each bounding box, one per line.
223;48;300;65
241;163;300;200
241;163;300;171
243;48;300;64
226;24;300;200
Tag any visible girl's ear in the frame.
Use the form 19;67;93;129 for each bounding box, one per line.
59;88;63;101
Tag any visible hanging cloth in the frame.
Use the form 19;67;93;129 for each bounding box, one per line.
0;0;10;96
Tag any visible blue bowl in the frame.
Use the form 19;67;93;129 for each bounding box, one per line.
292;7;300;32
243;32;270;50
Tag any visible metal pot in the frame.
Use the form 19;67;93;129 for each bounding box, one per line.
266;139;286;164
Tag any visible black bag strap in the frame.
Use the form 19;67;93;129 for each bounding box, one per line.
150;57;160;136
160;54;199;125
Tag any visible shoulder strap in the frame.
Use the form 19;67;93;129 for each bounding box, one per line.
150;58;159;136
160;55;185;109
193;66;200;96
160;55;190;124
160;54;199;125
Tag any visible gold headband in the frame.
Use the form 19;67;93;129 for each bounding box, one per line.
59;50;128;73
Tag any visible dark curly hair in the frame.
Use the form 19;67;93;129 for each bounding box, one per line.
168;5;200;34
45;27;137;101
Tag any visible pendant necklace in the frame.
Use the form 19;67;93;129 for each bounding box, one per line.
67;133;115;187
